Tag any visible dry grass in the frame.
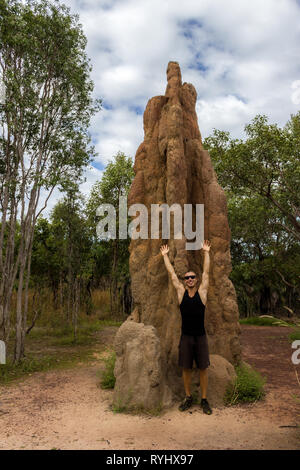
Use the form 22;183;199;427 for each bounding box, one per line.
1;287;123;384
91;289;111;319
8;287;112;325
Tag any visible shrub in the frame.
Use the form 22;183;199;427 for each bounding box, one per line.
289;330;300;342
0;355;61;384
100;350;116;389
224;362;266;405
239;316;279;326
272;319;300;343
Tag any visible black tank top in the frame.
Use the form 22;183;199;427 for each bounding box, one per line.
179;289;206;336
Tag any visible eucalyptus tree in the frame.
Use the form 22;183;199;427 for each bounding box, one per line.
204;114;300;317
87;151;134;318
50;187;93;336
204;113;300;240
0;0;101;361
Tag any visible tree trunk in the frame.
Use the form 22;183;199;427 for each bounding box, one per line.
111;238;120;318
0;197;19;343
59;274;64;312
14;254;26;363
21;231;34;356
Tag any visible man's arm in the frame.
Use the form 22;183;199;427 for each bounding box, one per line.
198;240;211;305
160;244;184;301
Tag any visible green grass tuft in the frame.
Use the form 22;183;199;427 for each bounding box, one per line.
239;316;280;326
0;315;122;385
267;318;300;343
50;334;95;347
111;399;163;416
111;400;127;414
224;362;266;406
0;352;92;384
289;330;300;342
99;350;116;389
191;390;201;405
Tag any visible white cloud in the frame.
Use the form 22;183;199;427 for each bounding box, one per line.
196;95;253;140
91;106;143;165
291;80;300;105
37;165;103;219
80;164;104;199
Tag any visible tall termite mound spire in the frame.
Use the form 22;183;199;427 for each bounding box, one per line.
113;62;241;410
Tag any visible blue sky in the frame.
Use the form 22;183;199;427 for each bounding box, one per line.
42;0;300;215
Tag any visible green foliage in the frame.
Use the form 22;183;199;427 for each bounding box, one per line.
289;330;300;342
123;403;163;416
0;355;59;383
0;349;92;384
111;391;163;416
94;151;135;206
86;151;134;317
191;390;201;404
49;190;93;280
203;112;300;243
31;190;97;323
86;152;134;280
270;319;300;342
86;151;134;225
203;114;300;239
0;0;101;362
0;314;120;384
29;317;121;339
50;333;94;346
0;0;101;193
239;316;282;326
99;350;116;389
224;362;266;405
203;113;300;318
111;397;128;414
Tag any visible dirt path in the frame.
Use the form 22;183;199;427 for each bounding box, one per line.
0;325;299;450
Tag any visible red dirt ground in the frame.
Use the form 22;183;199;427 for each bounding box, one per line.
240;324;300;423
0;324;299;450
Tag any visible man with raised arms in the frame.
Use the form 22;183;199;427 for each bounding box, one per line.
160;240;212;414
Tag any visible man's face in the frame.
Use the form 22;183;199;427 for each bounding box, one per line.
184;271;197;288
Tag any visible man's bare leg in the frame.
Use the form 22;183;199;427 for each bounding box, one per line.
182;368;192;396
199;368;208;399
179;368;193;411
199;368;212;414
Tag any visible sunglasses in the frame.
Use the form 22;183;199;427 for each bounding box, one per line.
184;275;196;280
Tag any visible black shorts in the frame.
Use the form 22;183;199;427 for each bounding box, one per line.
178;333;210;370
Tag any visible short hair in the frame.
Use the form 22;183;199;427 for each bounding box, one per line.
184;270;197;277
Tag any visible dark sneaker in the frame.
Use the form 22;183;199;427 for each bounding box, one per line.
201;398;212;415
179;395;193;411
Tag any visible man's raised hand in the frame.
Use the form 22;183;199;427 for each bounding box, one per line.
202;240;211;252
160;244;169;256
